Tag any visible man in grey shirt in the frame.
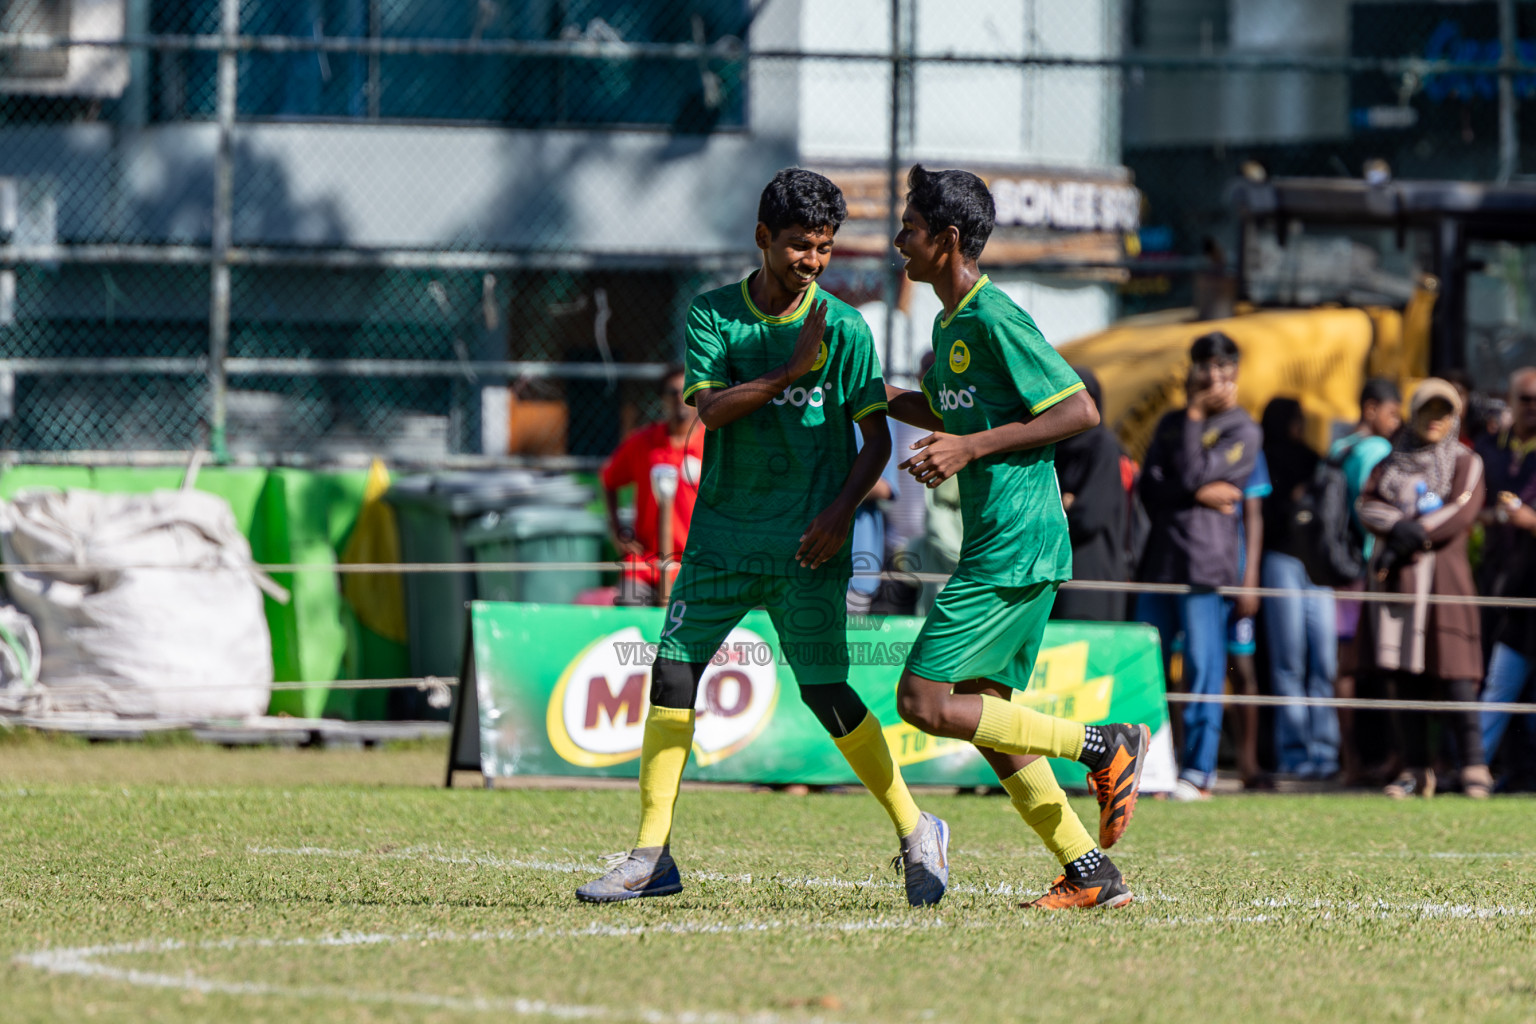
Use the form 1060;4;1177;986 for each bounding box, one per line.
1135;332;1261;798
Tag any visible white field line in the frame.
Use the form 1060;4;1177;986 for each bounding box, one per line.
245;844;1532;916
246;844;1090;901
1246;849;1536;860
15;919;946;1023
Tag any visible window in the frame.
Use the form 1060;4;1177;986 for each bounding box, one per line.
151;0;748;130
0;0;71;80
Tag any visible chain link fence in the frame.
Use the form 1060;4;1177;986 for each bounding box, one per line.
1;1;1533;465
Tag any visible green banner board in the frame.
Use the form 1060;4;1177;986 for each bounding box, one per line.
453;602;1176;790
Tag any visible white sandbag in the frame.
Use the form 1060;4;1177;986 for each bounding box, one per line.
0;488;281;719
0;603;41;692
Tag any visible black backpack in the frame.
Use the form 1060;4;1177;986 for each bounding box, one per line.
1292;440;1368;586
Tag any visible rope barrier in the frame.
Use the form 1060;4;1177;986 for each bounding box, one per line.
3;558;1536;610
292;678;1534;718
8;674;1529;717
1165;692;1536;715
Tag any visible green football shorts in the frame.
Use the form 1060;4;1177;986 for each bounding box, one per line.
656;563;851;685
905;577;1059;688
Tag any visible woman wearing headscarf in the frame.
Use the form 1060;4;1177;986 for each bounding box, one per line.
1358;379;1491;798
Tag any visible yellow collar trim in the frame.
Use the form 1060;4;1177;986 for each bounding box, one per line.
940;275;990;329
1507;431;1536;460
741;276;818;324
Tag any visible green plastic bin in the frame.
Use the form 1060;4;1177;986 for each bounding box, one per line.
465;506;606;605
385;471;593;691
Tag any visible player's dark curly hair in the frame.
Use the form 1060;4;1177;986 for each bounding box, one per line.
758;168;847;236
906;165;995;260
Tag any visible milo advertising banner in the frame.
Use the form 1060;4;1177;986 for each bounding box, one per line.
448;602;1177;791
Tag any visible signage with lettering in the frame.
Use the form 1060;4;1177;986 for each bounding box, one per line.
451;602;1176;791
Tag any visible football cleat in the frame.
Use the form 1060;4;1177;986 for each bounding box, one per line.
1022;861;1133;910
892;812;950;907
1087;722;1151;849
575;847;683;903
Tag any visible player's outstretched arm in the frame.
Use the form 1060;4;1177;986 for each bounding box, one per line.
694;300;828;430
795;412;893;569
901;389;1099;488
884;384;944;432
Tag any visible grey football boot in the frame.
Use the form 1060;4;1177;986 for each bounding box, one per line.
575;846;683;903
893;812;950;907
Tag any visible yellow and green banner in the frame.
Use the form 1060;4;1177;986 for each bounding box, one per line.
450;602;1176;790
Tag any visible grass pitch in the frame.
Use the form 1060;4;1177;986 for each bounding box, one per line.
2;734;1535;1024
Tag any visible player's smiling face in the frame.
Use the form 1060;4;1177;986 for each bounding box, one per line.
756;222;835;296
894;204;943;283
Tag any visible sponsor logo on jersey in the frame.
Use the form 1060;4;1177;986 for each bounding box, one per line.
936;385;979;411
810;341;828;372
773;385;826;408
948;339;971;373
1201;428;1220;449
546;625;778;768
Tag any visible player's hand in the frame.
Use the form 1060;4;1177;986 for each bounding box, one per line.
797;502;851;569
1233;592;1260;621
1194;480;1242;514
899;432;977;488
785;300;829;379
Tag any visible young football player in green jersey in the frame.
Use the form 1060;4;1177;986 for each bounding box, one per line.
884;166;1151;910
578;168;950;908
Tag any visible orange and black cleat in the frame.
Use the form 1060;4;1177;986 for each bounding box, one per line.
1022;862;1133;910
1087;722;1150;850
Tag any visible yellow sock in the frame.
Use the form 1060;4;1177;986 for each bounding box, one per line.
1000;759;1097;866
972;693;1087;760
833;712;923;838
634;705;695;849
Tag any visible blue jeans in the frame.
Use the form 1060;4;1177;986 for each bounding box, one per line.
1137;589;1227;790
1261;551;1340;776
1481;642;1536;761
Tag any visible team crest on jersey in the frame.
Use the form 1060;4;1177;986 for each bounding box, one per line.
948;339;971;373
1201;428;1220;449
811;341;828;372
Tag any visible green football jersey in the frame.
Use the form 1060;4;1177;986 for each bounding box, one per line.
681;276;888;578
918;276;1084;586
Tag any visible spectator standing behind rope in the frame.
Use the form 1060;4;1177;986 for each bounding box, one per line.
1051;366;1128;623
1260;397;1340;780
600;366;705;606
1331;378;1403;785
1135;332;1260;800
1358;379;1491;799
1473;366;1536;787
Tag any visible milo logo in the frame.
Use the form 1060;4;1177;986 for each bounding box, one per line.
937;385;978;411
546;625;779;768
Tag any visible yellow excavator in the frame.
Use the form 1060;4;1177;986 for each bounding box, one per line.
1058;176;1536;456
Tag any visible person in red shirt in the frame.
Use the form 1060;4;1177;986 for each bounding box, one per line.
601;365;704;605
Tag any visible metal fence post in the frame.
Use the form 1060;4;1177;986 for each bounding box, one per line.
1498;0;1519;183
884;0;912;383
207;0;240;461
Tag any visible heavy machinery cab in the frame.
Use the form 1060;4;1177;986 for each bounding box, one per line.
1232;176;1536;390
